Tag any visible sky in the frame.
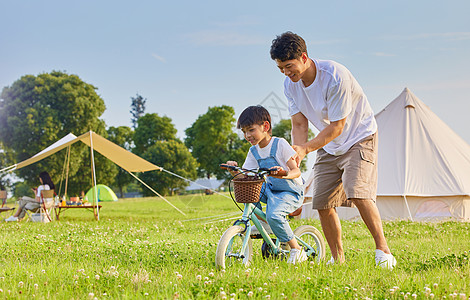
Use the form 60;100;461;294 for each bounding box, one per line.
1;0;470;174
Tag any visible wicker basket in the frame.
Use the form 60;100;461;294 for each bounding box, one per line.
232;176;264;203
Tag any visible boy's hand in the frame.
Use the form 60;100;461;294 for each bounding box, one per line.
269;166;287;178
226;161;238;167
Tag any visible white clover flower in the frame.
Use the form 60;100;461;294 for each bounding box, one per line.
18;282;24;288
412;293;417;299
247;291;253;297
34;284;38;290
88;292;94;298
176;274;183;280
196;275;202;281
434;283;439;289
209;272;214;277
430;293;435;299
95;275;100;280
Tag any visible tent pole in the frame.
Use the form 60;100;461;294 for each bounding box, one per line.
403;195;413;221
90;131;99;221
127;171;186;216
64;146;71;200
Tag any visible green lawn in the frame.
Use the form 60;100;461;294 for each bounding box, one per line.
1;193;469;299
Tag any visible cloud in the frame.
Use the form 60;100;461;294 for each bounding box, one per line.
184;30;267;46
151;53;166;63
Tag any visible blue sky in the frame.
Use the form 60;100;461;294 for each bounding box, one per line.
1;0;469;147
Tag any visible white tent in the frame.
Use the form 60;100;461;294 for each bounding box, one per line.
301;88;470;221
1;131;186;219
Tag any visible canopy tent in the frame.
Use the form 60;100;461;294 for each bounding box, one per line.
86;184;118;202
301;88;470;221
1;131;186;219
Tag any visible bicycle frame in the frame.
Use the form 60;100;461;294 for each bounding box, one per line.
231;202;318;259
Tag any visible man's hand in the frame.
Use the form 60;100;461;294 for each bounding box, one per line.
292;144;308;167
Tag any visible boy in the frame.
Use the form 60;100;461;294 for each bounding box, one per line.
225;105;306;264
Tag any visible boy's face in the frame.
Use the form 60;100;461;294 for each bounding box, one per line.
241;122;270;146
275;52;308;83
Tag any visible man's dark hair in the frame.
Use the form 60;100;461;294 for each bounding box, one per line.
237;105;272;134
270;31;308;61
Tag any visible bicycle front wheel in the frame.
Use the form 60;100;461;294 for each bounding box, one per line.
293;225;326;262
215;225;253;269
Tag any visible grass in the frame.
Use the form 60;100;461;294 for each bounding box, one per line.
0;193;469;299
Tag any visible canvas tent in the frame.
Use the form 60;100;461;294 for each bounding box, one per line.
301;88;470;221
1;131;186;219
86;184;118;202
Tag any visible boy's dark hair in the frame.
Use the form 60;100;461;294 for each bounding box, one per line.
237;105;272;134
270;31;308;62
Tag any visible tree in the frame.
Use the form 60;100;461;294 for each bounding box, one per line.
130;94;146;129
107;126;135;197
140;140;198;196
272;119;315;172
0;71;106;188
185;105;247;179
133;113;178;156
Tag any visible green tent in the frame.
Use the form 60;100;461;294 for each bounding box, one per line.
86;184;118;202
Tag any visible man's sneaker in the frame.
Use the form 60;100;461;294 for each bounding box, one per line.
326;256;335;265
5;216;18;222
375;249;397;269
287;248;307;264
250;221;273;236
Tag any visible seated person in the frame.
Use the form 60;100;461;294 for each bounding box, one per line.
5;171;55;222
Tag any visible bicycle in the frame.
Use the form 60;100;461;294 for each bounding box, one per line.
215;164;325;269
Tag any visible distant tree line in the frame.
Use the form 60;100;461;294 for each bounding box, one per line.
0;71;312;197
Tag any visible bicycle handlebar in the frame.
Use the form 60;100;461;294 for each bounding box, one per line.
220;164;288;177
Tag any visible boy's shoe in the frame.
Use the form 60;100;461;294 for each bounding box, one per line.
375;249;397;269
287;248;307;264
5;216;18;222
250;222;273;236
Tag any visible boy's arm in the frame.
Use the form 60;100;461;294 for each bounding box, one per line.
270;156;301;179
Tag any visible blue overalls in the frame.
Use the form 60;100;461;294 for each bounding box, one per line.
250;138;303;242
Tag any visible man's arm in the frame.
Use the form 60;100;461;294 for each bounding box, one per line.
291;114;346;163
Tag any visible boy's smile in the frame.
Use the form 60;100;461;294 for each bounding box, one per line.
242;122;271;148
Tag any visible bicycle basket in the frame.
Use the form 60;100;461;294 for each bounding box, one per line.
232;176;264;203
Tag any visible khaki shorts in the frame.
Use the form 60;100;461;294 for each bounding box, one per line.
312;132;378;210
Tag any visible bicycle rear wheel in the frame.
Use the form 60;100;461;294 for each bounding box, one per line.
293;225;326;262
215;225;253;269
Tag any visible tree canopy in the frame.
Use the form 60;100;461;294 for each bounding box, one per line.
133;113;178;156
130;94;146;129
140;140;198;196
0;71;107;188
185;105;248;179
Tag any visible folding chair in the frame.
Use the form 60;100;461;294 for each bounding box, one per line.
30;190;55;223
0;190;14;217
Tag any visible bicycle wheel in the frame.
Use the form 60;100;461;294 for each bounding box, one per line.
293;225;326;262
215;225;253;269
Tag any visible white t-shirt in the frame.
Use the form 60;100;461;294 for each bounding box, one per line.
36;184;51;198
284;59;377;156
242;137;303;186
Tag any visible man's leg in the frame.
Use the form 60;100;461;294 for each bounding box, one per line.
352;198;390;254
318;207;345;263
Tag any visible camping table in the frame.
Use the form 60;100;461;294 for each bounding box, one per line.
54;205;102;221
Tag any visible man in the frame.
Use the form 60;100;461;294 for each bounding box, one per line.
270;31;396;268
